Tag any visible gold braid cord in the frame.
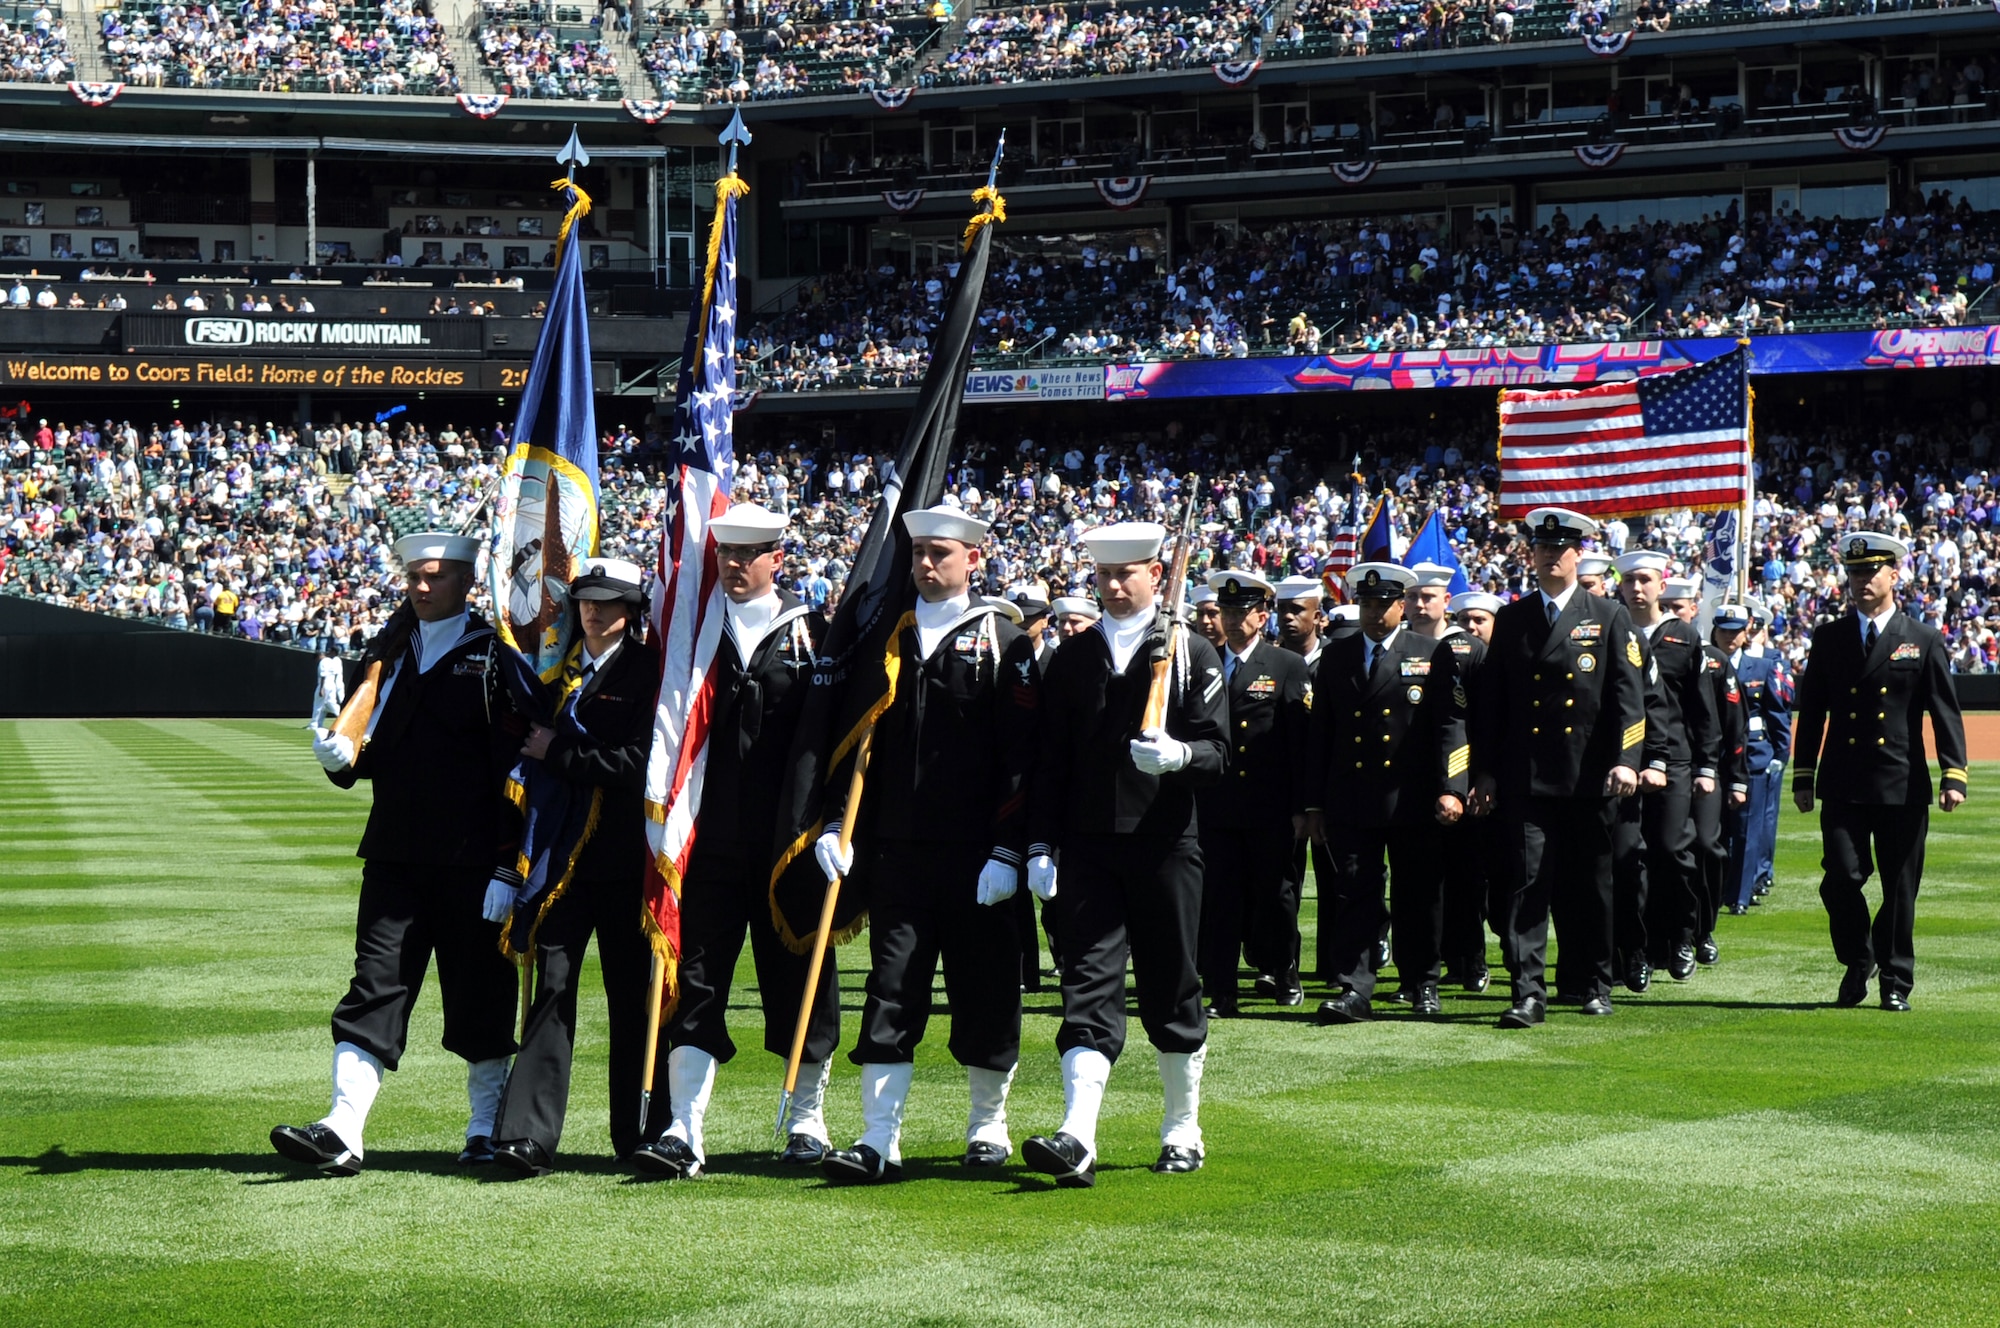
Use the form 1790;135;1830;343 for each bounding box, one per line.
963;185;1006;249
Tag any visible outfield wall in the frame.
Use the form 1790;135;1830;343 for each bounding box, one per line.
0;597;329;718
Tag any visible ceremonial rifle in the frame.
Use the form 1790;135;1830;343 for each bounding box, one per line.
1139;475;1201;734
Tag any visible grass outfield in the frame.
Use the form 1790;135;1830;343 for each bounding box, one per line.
3;719;1999;1326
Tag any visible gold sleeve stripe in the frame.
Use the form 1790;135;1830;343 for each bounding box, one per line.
1621;721;1645;750
1446;746;1469;778
1943;768;1969;783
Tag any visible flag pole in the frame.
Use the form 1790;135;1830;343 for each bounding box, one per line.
773;131;1008;1145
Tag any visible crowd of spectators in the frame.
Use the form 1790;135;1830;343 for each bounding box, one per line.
639;1;926;103
923;0;1264;88
101;0;459;94
1;4;70;82
478;13;622;98
10;394;2000;673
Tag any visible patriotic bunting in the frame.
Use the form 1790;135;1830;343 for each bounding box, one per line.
621;97;674;123
1212;57;1262;86
1093;176;1151;210
870;86;914;109
1330;160;1378;186
1583;30;1631;57
1834;123;1888;152
456;92;508;118
1573;141;1626;169
881;188;926;213
67;81;124;107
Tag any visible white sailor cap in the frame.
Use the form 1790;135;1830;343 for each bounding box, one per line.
1712;602;1753;630
1408;562;1456;589
1346;562;1416;599
902;504;991;545
983;595;1024;624
1330;603;1361;621
570;556;647;602
1188;584;1217;606
1839;531;1908;567
1207;569;1275;606
1661;576;1702;602
710;503;788;546
1577;553;1614;577
1523;507;1599;544
393;530;482;567
1079;521;1167;565
1613;550;1672;575
1748;597;1774;625
1051;595;1100;620
1450;590;1503;615
1273;574;1325;603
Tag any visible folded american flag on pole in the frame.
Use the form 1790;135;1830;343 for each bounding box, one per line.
1497;346;1751;520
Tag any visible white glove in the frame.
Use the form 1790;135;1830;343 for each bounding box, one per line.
976;857;1018;906
481;878;519;924
1027;853;1058;901
312;726;355;772
813;828;854;884
1129;726;1191;775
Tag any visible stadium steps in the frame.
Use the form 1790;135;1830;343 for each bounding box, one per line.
442;0;511;95
63;0;114;80
913;2;971;78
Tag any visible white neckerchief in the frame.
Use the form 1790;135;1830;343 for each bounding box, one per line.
915;591;972;660
725;590;782;660
1101;604;1157;673
414;610;469;674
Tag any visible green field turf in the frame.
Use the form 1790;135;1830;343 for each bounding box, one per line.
3;719;1999;1326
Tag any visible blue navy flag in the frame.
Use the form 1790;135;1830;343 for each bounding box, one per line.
1402;509;1471;594
1359;493;1400;563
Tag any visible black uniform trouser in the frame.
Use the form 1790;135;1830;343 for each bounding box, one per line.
1296;836;1340;980
1324;822;1444;998
1052;832;1207;1063
1198;823;1301;1000
666;846;840;1065
1622;775;1697;965
1819;800;1927;997
1692;787;1728;938
492;871;666;1159
1440;816;1494;973
851;840;1022;1071
1499;795;1616;1004
1007;888;1056;988
330;862;517;1070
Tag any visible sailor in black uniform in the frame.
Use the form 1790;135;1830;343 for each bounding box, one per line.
1274;573;1343;983
273;530;522;1177
1693;598;1751;965
630;503;836;1178
820;506;1042;1183
1021;521;1228;1187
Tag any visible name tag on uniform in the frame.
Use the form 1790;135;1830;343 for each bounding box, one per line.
1246;676;1276;694
1399;659;1431;677
1748;716;1765;732
1569;623;1602;644
1891;643;1921;662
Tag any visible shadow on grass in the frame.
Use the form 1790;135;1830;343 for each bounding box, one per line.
1;1145;526;1182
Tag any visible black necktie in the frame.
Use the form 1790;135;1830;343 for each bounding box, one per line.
1547;598;1559;625
1368;643;1382;677
1864;620;1877;653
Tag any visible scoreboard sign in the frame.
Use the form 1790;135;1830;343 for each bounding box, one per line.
122;314;487;357
0;355;535;392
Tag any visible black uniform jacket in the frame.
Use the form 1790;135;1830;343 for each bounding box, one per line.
858;602;1042;864
538;634;662;883
1029;610;1229;849
1793;610;1967;806
1639;617;1719;776
1700;644;1749;797
1472;589;1647;800
331;610;524;869
699;591;822;861
1305;628;1468;829
1199;637;1311;832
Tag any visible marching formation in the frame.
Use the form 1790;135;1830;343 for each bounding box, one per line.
269;499;1970;1187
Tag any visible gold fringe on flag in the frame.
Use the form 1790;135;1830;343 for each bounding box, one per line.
686;173;750;389
498;787;605;964
548;178;594;251
963;184;1006;249
640;859;682;1021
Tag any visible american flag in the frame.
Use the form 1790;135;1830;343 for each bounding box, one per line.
1497;347;1751;519
641;176;747;1005
1324;487;1362;599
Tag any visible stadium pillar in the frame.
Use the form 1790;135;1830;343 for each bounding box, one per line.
250;153;276;262
297;392;313;431
307;152;318;269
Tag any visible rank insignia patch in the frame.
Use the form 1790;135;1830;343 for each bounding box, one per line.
1627;634;1642;667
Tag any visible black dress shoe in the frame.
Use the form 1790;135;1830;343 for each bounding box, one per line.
458;1134;495;1166
1373;939;1392;972
491;1138;553;1178
1580;996;1614;1017
1729;903;1750;917
270;1122;361;1176
1382;986;1412;1005
1252;973;1281;1000
1406;983;1441;1016
1696;935;1719;966
1753;880;1772;897
1315;990;1373;1025
1272;984;1305;1007
822;1144;902;1186
1880;990;1911;1012
963;1140;1011;1168
1623;957;1652;993
1022;1132;1096;1188
1668;945;1697;981
779;1133;828;1165
1498;996;1546;1029
1206;1000;1241;1019
1835;963;1875;1008
1448;965;1490;993
1151;1144;1203;1174
630;1135;703;1180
